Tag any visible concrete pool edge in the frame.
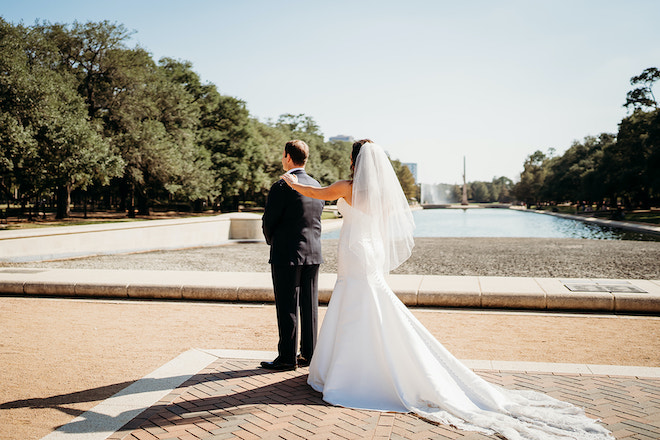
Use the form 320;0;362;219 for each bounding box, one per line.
1;268;658;314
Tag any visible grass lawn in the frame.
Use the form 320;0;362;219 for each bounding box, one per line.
1;209;341;230
623;211;660;225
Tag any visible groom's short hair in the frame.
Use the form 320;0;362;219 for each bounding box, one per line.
285;140;309;166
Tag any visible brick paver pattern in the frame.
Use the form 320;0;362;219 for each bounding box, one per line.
107;358;660;440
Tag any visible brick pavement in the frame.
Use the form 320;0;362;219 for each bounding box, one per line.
105;358;660;440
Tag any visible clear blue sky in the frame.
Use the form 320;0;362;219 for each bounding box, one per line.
2;0;659;184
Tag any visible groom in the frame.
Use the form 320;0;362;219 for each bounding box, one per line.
261;140;324;371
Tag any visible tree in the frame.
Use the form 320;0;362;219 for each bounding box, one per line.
42;23;216;216
1;18;434;219
275;113;323;138
274;114;327;183
578;134;614;206
541;135;612;205
108;51;213;215
615;66;660;208
513;150;548;208
0;19;123;218
39;20;134;119
199;88;261;211
625;67;659;111
314;140;352;186
602;110;659;208
470;181;490;203
490;176;514;203
161;57;276;211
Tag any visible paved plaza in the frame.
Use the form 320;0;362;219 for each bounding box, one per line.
42;349;660;440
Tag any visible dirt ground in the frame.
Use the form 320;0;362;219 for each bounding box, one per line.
1;296;659;440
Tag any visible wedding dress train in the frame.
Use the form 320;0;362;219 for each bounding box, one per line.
307;198;612;440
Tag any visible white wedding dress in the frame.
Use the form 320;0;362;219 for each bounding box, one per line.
307;197;613;440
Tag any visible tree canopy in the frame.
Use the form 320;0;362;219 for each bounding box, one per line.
512;66;659;210
0;19;418;219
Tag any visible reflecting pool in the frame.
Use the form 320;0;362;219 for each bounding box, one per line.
322;208;659;241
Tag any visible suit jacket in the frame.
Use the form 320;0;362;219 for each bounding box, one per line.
262;169;324;265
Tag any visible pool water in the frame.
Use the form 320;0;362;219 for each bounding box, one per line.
322;208;659;241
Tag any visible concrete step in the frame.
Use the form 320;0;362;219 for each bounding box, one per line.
1;268;658;314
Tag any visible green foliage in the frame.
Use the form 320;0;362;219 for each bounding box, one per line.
508;66;659;210
625;67;659;111
621;211;660;225
512;113;657;209
470;181;490;203
489;176;514;203
0;19;415;218
261;114;353;194
513;150;548;207
541;134;615;204
0;19;123;218
605;109;659;208
315;140;353;185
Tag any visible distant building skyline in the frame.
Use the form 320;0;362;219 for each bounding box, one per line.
329;135;354;143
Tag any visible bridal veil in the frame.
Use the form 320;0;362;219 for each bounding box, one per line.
349;142;415;273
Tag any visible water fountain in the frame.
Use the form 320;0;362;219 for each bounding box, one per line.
420;157;469;209
420;183;451;208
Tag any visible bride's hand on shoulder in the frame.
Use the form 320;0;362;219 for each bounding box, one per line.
281;173;298;187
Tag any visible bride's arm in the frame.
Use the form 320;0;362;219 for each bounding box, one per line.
281;174;352;201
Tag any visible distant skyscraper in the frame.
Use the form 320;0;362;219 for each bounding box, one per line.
329;135;354;143
402;162;418;183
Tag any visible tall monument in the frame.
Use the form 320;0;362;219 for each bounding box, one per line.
461;156;468;205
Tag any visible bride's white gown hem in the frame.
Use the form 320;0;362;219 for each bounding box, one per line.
308;197;613;440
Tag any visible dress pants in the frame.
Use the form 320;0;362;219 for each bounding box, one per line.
271;264;319;364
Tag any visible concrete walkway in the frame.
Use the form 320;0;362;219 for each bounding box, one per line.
41;349;660;440
1;268;659;314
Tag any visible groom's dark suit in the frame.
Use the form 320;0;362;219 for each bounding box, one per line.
262;169;324;365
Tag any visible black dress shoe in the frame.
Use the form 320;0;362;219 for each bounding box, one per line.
297;355;311;367
260;360;296;371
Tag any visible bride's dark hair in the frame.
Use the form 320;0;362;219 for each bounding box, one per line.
350;139;373;178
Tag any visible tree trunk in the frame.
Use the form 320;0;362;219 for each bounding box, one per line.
640;189;651;210
193;199;204;212
127;184;136;218
136;190;150;215
609;194;617;208
83;192;88;219
56;184;71;219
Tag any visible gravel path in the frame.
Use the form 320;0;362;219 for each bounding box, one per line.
4;237;659;279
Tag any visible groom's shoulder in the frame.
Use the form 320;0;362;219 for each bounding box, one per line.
269;178;286;190
297;171;321;187
267;179;290;198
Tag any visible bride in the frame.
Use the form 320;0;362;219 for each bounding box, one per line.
280;139;612;440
